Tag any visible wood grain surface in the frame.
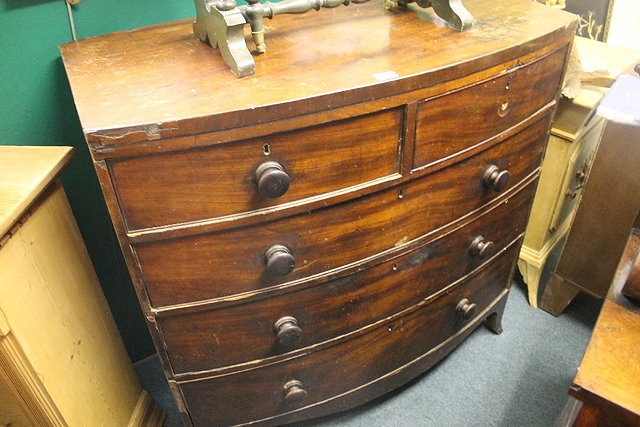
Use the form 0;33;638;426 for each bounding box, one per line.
413;47;566;169
0;146;73;240
159;180;534;374
137;117;547;307
110;108;402;230
59;0;576;148
179;247;516;426
59;1;577;424
571;230;640;425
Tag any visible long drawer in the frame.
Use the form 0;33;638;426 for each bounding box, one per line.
159;179;535;374
412;47;566;170
137;117;548;307
109;108;403;230
178;244;517;426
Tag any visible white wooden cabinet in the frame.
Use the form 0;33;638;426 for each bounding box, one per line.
0;146;163;426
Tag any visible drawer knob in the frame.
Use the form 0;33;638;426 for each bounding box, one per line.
255;161;290;199
265;244;296;276
482;165;510;192
283;380;308;406
456;298;477;320
274;316;302;346
469;236;495;260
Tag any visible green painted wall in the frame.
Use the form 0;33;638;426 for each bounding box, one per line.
1;0;197;362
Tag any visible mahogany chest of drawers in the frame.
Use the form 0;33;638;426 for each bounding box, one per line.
60;1;576;425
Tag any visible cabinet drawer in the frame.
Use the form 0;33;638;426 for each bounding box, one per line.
110;108;402;230
412;47;566;170
137;117;547;307
178;245;516;426
159;181;534;373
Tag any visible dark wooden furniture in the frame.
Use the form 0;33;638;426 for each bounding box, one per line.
539;104;640;316
60;1;576;425
570;227;640;427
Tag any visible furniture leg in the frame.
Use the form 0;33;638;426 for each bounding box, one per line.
539;273;580;316
517;258;543;308
484;292;508;334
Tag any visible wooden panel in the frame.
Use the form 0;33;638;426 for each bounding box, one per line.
570;231;640;425
0;146;73;240
0;183;152;426
110;108;402;230
59;0;577;148
159;180;534;373
137;116;547;307
178;247;515;426
413;47;566;169
554;121;640;298
0;380;33;427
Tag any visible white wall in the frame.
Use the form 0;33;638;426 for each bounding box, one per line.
607;0;640;50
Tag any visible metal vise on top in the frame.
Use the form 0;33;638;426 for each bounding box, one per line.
193;0;474;78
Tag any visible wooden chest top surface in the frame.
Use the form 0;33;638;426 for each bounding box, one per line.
59;0;575;146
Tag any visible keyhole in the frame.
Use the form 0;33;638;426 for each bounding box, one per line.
263;143;271;156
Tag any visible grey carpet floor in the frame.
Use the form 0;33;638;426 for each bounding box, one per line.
135;277;601;427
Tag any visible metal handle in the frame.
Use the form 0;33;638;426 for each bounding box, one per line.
255;161;290;199
482;165;510;192
274;316;302;346
469;236;495;260
283;380;308;406
456;298;477;320
265;245;296;276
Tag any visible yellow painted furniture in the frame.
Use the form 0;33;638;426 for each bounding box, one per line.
518;37;639;307
0;146;164;426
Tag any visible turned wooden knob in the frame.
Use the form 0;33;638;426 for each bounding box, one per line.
456;298;477;320
265;245;295;276
283;380;307;406
482;165;510;192
274;316;302;346
469;236;495;260
255;161;290;199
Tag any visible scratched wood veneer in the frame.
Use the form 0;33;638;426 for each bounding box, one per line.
60;1;577;425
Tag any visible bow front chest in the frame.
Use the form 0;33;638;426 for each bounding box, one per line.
61;1;576;424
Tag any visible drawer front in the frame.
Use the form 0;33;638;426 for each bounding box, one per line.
413;47;566;170
159;180;535;373
110;108;402;230
179;245;516;426
137;117;547;307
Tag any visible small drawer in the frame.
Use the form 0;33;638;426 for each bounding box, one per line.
178;245;516;426
137;116;548;307
412;47;567;170
159;180;535;373
109;108;402;230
